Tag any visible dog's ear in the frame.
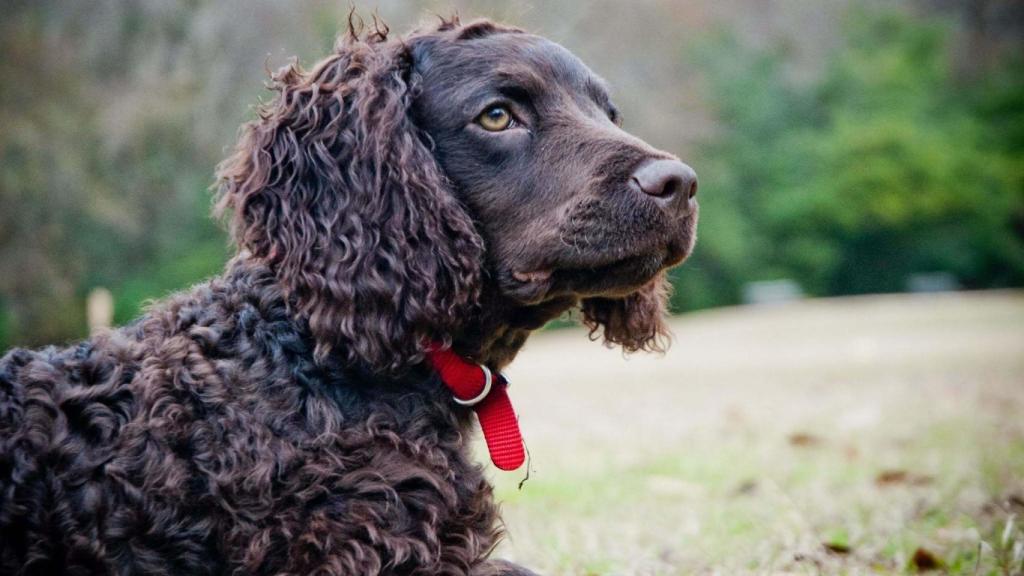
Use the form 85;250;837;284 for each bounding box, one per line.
215;29;484;373
580;273;672;353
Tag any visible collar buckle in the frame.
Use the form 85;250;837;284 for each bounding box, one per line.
452;363;493;406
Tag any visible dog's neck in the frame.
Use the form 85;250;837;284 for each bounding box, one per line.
230;256;574;373
451;287;577;370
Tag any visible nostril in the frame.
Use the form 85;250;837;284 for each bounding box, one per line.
686;178;698;200
658;175;683;199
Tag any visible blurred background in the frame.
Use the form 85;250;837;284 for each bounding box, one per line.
2;1;1023;574
3;0;1022;348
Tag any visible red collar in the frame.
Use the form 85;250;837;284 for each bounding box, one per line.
425;344;525;471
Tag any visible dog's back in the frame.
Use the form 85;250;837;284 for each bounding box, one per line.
0;272;247;573
0;261;498;575
0;331;156;573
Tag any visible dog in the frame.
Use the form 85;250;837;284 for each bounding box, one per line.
0;16;697;575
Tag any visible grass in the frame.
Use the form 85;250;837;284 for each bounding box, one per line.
477;291;1024;574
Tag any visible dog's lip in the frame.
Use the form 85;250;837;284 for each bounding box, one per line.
503;253;662;304
512;269;553;283
504;206;698;304
504;272;554;304
558;253;666;296
505;230;697;303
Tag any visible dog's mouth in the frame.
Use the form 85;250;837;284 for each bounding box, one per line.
504;249;685;305
500;200;698;305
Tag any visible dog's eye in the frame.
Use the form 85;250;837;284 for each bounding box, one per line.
477;105;515;131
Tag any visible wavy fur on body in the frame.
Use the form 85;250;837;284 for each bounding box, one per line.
1;261;507;575
1;16;698;575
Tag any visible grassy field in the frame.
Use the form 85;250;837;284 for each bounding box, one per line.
482;291;1024;575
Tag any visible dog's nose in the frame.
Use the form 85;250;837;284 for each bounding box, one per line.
630;159;698;211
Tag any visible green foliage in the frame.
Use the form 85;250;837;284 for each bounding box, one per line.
2;3;1022;347
112;240;229;325
0;302;8;351
676;8;1024;311
0;2;230;347
0;9;107;346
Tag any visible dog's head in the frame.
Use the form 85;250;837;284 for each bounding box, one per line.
216;18;697;373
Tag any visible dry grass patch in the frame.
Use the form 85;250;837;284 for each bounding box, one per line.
479;291;1024;575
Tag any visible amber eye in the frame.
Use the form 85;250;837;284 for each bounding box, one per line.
477;105;514;131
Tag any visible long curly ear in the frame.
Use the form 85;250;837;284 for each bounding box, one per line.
215;30;484;373
580;273;672;353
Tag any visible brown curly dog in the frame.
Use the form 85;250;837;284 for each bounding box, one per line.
0;16;698;576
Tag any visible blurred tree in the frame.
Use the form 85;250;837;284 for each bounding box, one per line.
1;5;107;346
676;7;1024;310
2;1;1022;347
964;54;1024;283
1;0;324;347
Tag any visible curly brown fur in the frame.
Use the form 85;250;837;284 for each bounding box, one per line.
1;260;509;575
215;27;485;374
581;272;673;353
1;15;695;575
